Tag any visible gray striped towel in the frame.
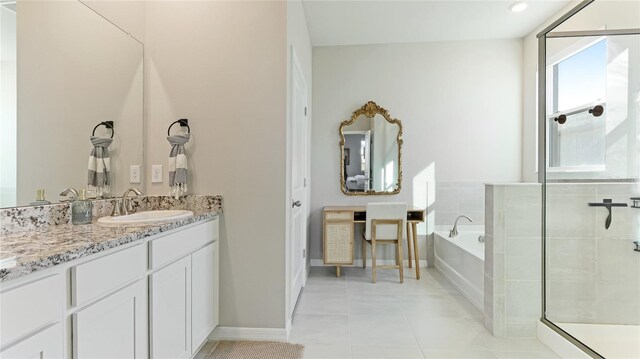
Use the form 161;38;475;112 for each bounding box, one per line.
168;133;190;199
88;136;112;197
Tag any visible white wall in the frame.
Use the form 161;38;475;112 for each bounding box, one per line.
521;0;640;181
144;1;288;330
311;40;523;261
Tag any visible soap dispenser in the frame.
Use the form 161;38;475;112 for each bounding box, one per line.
72;189;93;225
30;189;51;205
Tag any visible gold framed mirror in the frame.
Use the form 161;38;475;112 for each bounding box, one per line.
339;101;403;195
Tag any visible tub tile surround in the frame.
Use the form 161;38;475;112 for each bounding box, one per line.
434;182;485;226
0;195;223;281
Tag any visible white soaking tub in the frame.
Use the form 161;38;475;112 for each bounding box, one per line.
434;225;485;312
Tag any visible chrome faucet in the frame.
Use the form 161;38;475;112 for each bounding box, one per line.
59;188;79;202
120;187;143;215
449;215;473;238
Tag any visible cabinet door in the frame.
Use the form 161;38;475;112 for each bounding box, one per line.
72;280;146;359
0;323;63;359
323;221;354;264
191;242;219;354
150;256;191;359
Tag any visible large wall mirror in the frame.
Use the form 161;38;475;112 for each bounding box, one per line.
340;101;403;195
0;1;144;208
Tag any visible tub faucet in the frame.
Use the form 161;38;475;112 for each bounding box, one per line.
449;215;473;238
121;187;143;215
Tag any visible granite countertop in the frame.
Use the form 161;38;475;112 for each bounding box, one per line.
0;195;222;282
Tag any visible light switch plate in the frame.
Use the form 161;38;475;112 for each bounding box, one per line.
152;165;163;183
129;165;141;183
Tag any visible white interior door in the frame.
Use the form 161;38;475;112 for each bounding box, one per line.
290;49;307;316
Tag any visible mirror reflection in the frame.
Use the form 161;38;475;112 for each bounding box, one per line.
0;1;144;208
340;101;402;195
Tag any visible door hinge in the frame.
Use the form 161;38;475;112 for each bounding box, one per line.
304;107;307;116
303;249;306;258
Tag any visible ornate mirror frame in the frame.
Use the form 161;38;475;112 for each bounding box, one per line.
339;101;403;196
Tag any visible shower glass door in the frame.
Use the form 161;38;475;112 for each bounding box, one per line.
540;1;640;358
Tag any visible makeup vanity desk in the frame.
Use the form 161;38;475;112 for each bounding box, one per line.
323;206;426;278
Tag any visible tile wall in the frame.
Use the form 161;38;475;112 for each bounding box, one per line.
434;182;485;226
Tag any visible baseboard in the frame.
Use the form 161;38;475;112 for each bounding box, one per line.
209;326;288;342
537;321;590;359
310;259;428;267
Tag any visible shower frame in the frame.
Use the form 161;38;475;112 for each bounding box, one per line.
537;1;640;358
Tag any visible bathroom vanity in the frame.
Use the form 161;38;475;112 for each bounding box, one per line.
0;196;222;359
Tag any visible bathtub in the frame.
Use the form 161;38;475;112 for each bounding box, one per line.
434;225;484;312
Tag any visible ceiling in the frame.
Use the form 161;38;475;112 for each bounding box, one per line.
302;0;572;46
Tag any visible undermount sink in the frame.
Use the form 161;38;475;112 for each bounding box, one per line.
97;210;194;225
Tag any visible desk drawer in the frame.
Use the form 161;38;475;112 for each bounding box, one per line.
0;275;62;348
324;211;353;221
71;244;145;307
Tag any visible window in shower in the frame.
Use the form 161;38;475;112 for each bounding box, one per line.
546;39;607;171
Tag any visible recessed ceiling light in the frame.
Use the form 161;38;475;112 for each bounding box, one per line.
510;1;528;12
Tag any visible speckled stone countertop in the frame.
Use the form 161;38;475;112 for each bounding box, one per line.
0;195;222;282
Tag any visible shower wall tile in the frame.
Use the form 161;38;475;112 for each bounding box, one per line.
505;197;541;238
547;194;597;239
506;237;541;281
547;281;597;323
596;239;640;282
595;280;640;324
506;280;541;323
547;238;596;281
485;183;541;338
546;183;640;326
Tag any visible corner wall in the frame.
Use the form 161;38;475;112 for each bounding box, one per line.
144;1;288;329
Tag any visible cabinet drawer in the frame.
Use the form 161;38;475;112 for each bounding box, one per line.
324;211;353;221
71;244;145;307
0;323;63;358
149;219;218;269
0;275;62;348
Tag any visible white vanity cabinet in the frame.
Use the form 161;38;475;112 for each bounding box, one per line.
0;323;63;358
0;274;64;359
149;220;219;358
72;280;147;359
0;216;219;359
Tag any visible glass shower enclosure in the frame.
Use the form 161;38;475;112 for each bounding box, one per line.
538;1;640;358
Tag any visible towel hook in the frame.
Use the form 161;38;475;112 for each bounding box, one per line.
92;121;114;138
168;119;190;136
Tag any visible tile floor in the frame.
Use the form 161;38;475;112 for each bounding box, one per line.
289;266;560;359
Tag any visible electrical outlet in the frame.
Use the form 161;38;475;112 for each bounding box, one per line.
152;165;163;183
129;165;141;183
